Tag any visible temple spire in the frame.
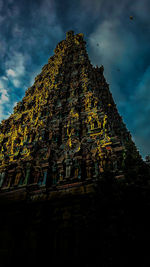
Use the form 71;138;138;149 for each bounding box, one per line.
0;31;148;192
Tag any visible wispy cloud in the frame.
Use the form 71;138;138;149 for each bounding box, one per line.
0;81;9;103
0;79;9;121
5;52;25;77
6;69;16;77
5;52;25;89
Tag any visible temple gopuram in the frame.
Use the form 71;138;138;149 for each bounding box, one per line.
0;31;150;267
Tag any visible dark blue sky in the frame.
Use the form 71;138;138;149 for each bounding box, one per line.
0;0;150;159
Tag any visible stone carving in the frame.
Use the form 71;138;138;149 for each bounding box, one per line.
0;30;146;193
41;169;48;186
2;171;12;189
22;162;31;186
0;172;5;188
14;167;24;186
52;162;57;185
65;154;72;179
33;166;41;184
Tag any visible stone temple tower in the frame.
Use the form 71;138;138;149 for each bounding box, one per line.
0;31;149;267
0;30;147;190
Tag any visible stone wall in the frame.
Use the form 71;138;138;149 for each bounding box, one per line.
0;181;150;267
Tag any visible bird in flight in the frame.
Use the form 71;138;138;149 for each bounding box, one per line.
130;16;133;20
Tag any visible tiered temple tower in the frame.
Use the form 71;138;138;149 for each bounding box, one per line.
0;30;147;196
0;31;150;267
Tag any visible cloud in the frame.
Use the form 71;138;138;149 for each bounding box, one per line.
129;65;150;133
0;40;7;59
5;53;25;89
0;81;9;103
89;19;125;64
1;76;8;81
0;0;3;11
135;65;150;100
130;0;150;21
0;80;9;121
0;93;9;103
12;79;20;87
5;52;25;77
88;19;128;103
80;0;103;18
6;69;16;77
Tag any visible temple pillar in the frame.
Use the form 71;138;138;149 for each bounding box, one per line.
0;171;5;188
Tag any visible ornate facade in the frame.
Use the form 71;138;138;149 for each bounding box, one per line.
0;31;150;267
0;31;145;195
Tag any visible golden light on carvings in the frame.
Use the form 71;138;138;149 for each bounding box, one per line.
0;31;143;191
